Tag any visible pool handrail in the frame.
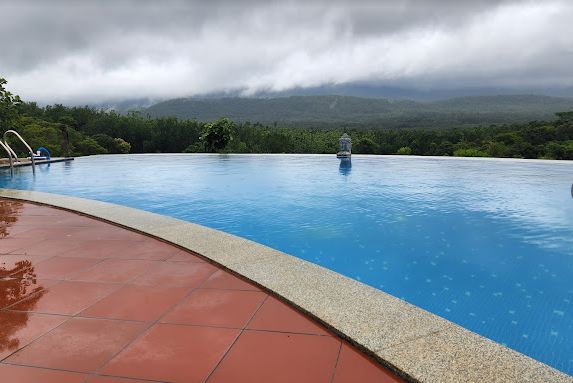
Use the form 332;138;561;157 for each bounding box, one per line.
3;139;20;163
0;140;15;176
3;129;35;174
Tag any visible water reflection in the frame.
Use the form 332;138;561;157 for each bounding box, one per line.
0;263;45;355
339;158;352;176
1;199;46;355
2;155;573;373
38;163;51;173
0;200;22;238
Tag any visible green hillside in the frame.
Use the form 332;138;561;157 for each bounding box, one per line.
2;76;572;160
144;95;573;129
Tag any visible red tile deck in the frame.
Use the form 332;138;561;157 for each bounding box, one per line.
0;199;404;383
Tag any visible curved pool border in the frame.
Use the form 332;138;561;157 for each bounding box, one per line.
1;188;570;383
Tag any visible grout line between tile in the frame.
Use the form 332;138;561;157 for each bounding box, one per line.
65;258;164;285
0;311;73;362
84;267;220;381
142;320;332;337
0;312;74;363
1;309;151;326
0;361;166;383
203;293;271;383
0;280;128;361
2;198;413;382
329;341;343;383
1;280;63;312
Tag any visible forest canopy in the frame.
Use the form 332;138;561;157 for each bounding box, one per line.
1;78;572;160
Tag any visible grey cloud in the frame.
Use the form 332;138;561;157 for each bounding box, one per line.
0;0;571;103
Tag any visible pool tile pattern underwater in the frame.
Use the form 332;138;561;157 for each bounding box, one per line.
0;199;403;383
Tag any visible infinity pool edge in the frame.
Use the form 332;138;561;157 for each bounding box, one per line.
1;188;570;383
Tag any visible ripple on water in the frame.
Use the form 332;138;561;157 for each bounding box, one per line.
1;154;572;374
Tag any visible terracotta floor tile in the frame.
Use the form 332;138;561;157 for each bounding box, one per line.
6;318;146;373
57;215;112;227
65;239;180;261
15;239;89;256
7;226;85;240
1;253;54;267
1;254;54;278
0;364;86;383
5;214;94;227
208;330;341;383
131;262;217;287
72;226;147;241
67;259;159;283
3;215;69;226
85;376;154;383
59;240;140;259
0;278;57;310
0;220;18;231
112;240;183;260
14;205;68;216
102;323;239;383
0;199;21;206
247;296;331;336
31;256;102;279
332;344;403;383
0;224;37;238
0;311;68;360
6;266;36;280
0;216;19;224
0;237;45;254
0;200;405;383
165;250;207;263
9;281;118;315
202;270;261;291
162;289;267;328
80;285;190;321
0;207;24;217
0;212;14;220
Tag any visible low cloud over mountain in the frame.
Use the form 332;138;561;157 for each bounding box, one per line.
2;0;572;104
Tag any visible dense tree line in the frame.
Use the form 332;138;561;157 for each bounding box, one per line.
1;78;572;160
227;115;573;159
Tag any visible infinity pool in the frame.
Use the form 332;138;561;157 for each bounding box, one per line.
1;154;572;374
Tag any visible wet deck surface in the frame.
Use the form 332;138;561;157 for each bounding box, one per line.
0;199;403;383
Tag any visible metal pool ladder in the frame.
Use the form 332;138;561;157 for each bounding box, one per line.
0;140;15;176
2;129;36;174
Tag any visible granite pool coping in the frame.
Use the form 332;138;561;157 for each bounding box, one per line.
0;188;570;383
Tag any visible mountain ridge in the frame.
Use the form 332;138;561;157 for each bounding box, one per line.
143;94;573;129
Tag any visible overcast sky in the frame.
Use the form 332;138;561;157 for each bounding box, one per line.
1;0;572;104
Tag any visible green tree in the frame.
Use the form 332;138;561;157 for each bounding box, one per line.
435;141;453;156
92;133;116;151
397;146;412;155
73;137;107;155
494;132;521;146
486;141;508;157
556;111;573;123
0;78;22;131
544;141;573;160
355;138;379;154
200;117;235;152
453;148;487;157
113;138;131;154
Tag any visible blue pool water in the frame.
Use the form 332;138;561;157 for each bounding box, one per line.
1;154;572;374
